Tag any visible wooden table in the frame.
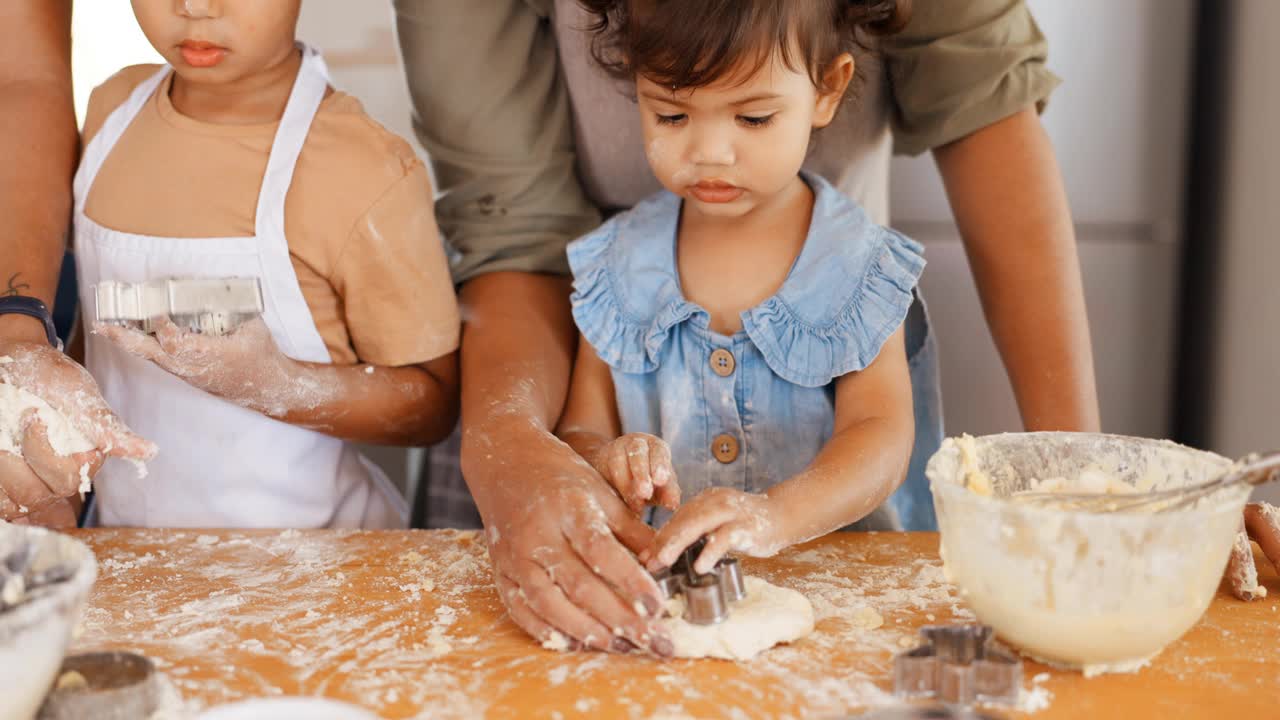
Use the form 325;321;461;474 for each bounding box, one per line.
67;529;1280;719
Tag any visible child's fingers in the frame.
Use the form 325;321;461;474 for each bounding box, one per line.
98;321;194;379
153;316;208;360
695;526;740;575
96;323;166;364
648;493;740;570
624;436;654;502
648;442;680;510
652;483;681;512
647;440;672;487
605;443;635;503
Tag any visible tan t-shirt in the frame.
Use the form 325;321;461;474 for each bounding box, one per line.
80;64;460;367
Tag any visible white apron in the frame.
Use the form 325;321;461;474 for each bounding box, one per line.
72;46;408;529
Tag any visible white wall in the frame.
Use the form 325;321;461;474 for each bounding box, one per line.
71;3;161;122
1202;1;1280;504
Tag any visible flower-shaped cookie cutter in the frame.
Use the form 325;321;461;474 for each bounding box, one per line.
893;624;1022;707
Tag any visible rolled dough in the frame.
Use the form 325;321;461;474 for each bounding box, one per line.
0;382;94;458
662;576;814;660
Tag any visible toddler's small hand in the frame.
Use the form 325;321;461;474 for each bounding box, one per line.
593;433;680;514
644;488;785;574
1228;502;1280;601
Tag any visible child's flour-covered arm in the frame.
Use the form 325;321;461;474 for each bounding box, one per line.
96;316;458;446
95;152;463;446
646;327;914;574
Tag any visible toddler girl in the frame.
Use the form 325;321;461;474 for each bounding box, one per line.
555;0;923;572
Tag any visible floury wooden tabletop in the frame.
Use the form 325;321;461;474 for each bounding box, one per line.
66;529;1280;719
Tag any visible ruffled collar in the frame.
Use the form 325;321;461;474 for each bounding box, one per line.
567;170;924;384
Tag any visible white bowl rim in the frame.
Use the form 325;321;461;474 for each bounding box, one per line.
0;523;98;640
928;431;1248;518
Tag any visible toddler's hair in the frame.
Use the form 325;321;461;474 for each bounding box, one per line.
578;0;910;93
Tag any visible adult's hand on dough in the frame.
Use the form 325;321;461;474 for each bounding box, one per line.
0;340;155;522
96;316;295;408
475;434;673;656
644;487;786;575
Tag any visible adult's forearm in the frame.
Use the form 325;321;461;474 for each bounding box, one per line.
933;108;1101;432
0;0;77;342
0;83;76;306
455;273;580;510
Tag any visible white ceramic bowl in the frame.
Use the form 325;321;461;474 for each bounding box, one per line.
928;432;1250;675
0;523;98;720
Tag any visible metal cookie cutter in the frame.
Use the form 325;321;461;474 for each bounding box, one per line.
652;537;748;625
94;277;264;336
893;625;1021;707
38;651;160;720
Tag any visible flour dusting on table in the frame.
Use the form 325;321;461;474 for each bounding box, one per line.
72;530;1053;719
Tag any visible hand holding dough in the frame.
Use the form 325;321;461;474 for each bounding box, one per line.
0;341;155;522
1227;502;1280;601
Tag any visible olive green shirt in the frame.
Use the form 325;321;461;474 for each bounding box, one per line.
392;0;1059;284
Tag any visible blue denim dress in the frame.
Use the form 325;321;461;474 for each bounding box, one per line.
567;173;926;529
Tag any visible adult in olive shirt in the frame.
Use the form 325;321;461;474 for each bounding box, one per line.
393;0;1099;654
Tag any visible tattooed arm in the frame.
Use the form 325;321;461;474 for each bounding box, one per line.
0;0;73;341
0;0;154;527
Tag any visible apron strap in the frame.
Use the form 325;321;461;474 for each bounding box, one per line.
251;43;335;363
253;43;331;239
74;67;170;215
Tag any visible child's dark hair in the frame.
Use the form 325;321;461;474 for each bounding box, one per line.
578;0;911;93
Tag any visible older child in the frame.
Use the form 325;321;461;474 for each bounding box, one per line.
75;0;459;527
